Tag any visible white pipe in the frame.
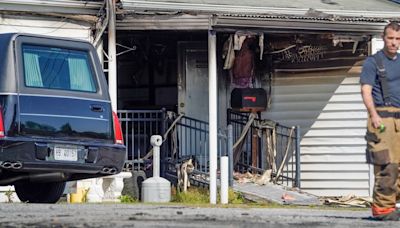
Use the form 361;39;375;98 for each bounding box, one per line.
208;30;217;204
220;156;229;204
150;135;162;177
108;0;117;112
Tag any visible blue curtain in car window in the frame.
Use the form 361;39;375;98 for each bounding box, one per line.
68;57;95;92
24;52;43;87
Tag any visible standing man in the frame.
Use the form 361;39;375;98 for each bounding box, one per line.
361;21;400;221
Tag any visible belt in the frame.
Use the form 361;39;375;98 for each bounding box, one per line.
378;111;400;118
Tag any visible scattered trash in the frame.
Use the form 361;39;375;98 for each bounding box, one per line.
281;193;295;201
320;194;372;208
233;181;321;205
233;170;272;185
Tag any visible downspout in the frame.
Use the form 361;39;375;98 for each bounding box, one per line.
107;0;117;111
208;27;218;204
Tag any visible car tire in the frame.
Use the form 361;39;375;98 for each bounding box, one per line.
15;181;66;203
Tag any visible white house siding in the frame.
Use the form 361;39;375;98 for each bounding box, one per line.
0;14;93;41
300;76;370;196
261;70;371;196
262;71;347;136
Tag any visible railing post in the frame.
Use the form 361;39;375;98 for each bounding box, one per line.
160;108;167;178
227;124;233;187
227;109;231;125
251;129;258;174
295;125;301;188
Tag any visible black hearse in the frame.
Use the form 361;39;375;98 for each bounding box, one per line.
0;34;125;203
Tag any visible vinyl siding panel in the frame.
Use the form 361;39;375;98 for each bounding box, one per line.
301;154;366;163
301;146;366;154
318;111;367;119
305;129;365;136
301;172;369;180
309;120;366;128
301;75;370;197
306;189;370;196
263;70;370;197
263;72;345;135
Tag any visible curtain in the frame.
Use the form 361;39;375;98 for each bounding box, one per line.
24;52;43;87
68;57;95;92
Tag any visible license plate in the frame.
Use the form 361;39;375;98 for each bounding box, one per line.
54;146;78;161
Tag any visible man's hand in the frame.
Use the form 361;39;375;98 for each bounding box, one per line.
370;113;382;129
361;84;382;129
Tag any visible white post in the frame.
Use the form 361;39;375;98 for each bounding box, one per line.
150;135;162;178
208;30;217;204
107;0;117;112
220;156;229;204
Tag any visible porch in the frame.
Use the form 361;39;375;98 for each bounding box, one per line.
117;108;301;200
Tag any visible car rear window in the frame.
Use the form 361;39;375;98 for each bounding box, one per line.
22;44;97;93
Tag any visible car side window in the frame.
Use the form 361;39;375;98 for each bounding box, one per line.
22;44;97;93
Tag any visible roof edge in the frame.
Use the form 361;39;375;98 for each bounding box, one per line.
121;0;400;19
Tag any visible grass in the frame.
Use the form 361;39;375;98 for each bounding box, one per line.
171;186;249;205
115;185;369;211
119;194;138;203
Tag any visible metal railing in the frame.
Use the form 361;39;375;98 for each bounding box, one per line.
227;109;301;187
117;109;300;188
117;109;166;172
163;115;229;186
117;110;227;181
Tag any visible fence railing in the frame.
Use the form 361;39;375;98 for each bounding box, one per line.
163;115;229;186
117;109;166;172
117;109;300;188
227;109;300;187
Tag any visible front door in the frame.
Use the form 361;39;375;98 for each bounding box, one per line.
177;42;208;122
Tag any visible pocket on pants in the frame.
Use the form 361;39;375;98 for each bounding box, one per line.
366;148;390;165
365;132;380;143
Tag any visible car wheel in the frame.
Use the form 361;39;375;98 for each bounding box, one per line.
14;181;66;203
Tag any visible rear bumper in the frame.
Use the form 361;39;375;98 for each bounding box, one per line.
0;139;126;176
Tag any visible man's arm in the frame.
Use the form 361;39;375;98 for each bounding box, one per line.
361;84;381;128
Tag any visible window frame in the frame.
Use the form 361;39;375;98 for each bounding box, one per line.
14;35;106;100
21;44;98;93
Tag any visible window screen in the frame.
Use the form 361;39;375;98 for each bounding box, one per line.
22;44;97;93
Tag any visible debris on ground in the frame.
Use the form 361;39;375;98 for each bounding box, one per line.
233;170;272;185
281;193;296;201
233;181;321;206
320;195;372;208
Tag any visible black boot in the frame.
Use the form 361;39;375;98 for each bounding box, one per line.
374;210;400;221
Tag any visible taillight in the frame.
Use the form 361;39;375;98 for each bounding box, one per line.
0;107;4;138
112;111;123;145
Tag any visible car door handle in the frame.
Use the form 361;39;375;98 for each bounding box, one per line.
90;105;104;112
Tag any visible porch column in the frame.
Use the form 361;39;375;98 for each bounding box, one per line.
208;30;217;204
107;0;117;111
